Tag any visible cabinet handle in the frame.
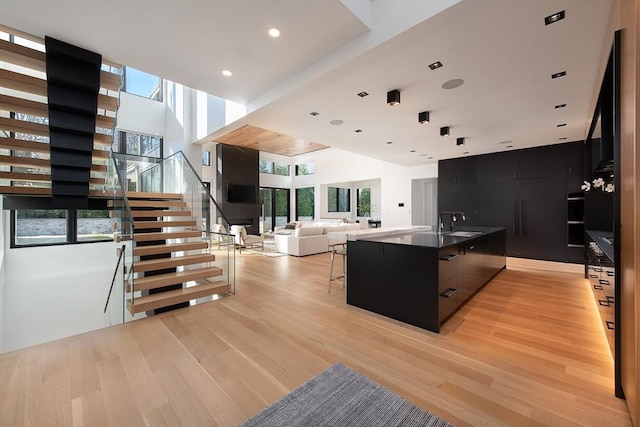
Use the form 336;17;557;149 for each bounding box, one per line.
606;271;615;277
468;245;475;250
440;288;458;298
589;274;598;279
606;321;615;330
599;299;610;307
439;254;458;261
513;200;518;236
520;200;525;237
593;284;603;290
594;268;603;272
607;296;615;304
599;279;609;285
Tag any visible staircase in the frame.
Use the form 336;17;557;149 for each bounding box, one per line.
116;191;231;314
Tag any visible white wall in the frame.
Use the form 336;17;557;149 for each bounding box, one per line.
0;213;125;352
291;148;438;227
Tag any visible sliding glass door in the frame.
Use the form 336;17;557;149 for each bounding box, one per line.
259;187;290;231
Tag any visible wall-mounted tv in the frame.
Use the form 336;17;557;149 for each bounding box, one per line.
227;183;256;204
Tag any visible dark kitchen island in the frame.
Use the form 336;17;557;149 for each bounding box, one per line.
346;227;506;333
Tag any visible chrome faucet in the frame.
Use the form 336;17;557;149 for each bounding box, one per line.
438;211;466;233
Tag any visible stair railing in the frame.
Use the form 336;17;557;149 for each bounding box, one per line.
161;151;236;294
104;244;126;313
104;150;135;323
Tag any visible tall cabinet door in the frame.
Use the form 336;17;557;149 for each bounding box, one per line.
516;177;567;260
477;180;519;256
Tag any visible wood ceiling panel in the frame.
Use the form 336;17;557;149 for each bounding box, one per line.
214;124;327;157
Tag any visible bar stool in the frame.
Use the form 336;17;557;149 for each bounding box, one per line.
328;242;347;293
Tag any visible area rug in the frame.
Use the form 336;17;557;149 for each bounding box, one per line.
240;363;454;427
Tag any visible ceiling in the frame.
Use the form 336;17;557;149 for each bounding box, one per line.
0;0;614;166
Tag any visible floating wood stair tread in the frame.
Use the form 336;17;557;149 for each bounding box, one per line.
133;230;201;242
126;191;183;200
125;199;187;208
133;241;209;256
133;220;197;229
128;267;223;292
130;253;215;273
127;281;230;314
130;210;192;218
0;137;110;160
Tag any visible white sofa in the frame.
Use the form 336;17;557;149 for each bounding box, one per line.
272;221;364;256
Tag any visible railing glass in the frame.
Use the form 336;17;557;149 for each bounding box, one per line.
103;151;135;324
110;151;236;311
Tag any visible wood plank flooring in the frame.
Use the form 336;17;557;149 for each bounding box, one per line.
0;252;632;426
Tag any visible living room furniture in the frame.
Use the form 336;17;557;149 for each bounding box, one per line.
211;224;229;249
230;225;265;254
328;243;347;293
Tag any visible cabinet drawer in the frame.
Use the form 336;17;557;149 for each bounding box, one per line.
439;276;459;323
438;251;459;283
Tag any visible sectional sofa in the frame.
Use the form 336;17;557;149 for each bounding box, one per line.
272;220;365;256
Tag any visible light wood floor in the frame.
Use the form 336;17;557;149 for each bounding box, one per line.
0;252;632;426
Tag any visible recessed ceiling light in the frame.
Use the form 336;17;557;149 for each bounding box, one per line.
428;61;443;70
463;152;469;155
506;145;513;148
410;150;416;153
545;10;565;26
428;156;434;159
555;103;567;109
309;111;319;116
386;141;393;145
442;79;464;90
557;123;567;127
357;91;369;97
354;129;363;133
551;71;566;79
222;69;233;77
498;140;513;145
268;27;281;38
419;154;429;157
330;119;343;125
559;137;568;140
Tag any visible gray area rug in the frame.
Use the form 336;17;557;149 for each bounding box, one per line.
241;363;454;427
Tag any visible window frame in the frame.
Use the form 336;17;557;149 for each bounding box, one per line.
123;66;163;102
356;187;371;217
327;187;350;213
295;161;315;176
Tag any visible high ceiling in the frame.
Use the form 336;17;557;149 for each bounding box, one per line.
1;0;614;166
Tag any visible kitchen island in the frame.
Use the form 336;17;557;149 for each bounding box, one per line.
346;226;506;333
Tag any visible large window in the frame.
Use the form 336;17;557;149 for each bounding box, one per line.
12;209;112;247
357;187;371;217
114;131;162;158
259;160;290;176
295;162;315;176
328;187;350;213
260;187;290;231
123;66;162;101
296;187;314;221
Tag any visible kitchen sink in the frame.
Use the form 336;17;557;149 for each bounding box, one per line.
446;231;483;238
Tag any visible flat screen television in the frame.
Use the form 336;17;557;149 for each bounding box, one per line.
227;183;256;204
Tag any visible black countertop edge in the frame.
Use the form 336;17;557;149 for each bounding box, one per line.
586;230;615;262
357;226;506;249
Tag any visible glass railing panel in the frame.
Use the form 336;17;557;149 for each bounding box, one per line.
103;152;135;325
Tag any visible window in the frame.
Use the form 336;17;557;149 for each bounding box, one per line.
357;188;371;217
113;131;162;158
295;162;315;176
259;160;290;176
260;187;290;230
123;66;162;101
12;209;112;247
202;150;211;166
296;187;314;221
328;187;350;212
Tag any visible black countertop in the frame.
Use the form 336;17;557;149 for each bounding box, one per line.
586;230;615;262
359;226;505;249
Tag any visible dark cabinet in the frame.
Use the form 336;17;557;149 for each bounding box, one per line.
438;157;479;226
443;141;584;263
477;177;565;260
439;156;476;184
